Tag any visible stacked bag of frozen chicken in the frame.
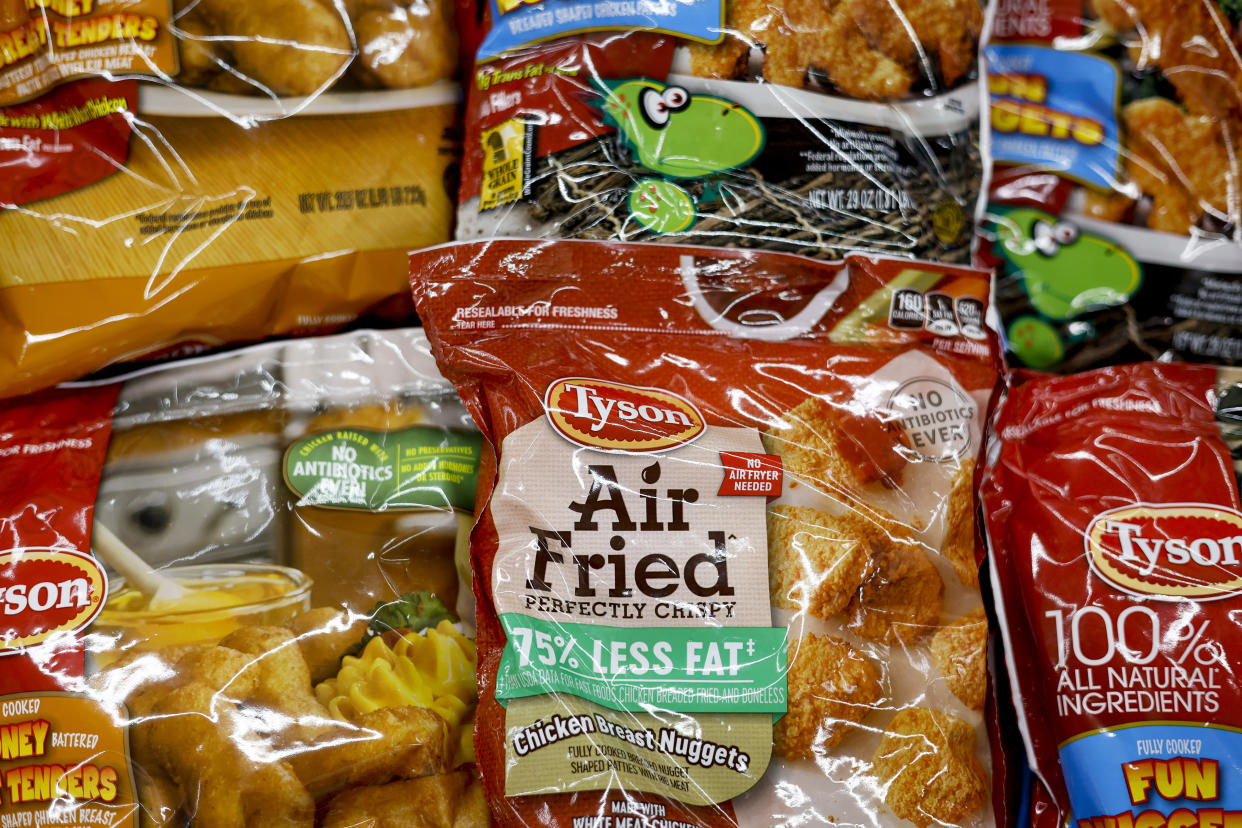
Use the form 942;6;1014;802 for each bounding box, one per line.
0;0;1240;827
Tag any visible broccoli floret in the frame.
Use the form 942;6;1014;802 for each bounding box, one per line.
346;591;455;656
1220;0;1242;25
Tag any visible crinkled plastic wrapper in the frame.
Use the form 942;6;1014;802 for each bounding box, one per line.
982;362;1242;828
0;328;492;828
0;0;460;399
411;239;1003;828
456;0;987;264
981;0;1242;371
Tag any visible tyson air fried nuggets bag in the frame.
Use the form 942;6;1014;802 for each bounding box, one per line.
0;0;459;399
456;0;988;264
411;239;1002;828
0;328;490;828
981;0;1242;371
982;362;1242;828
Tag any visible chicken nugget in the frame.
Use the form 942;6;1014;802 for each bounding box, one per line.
173;0;225;87
930;609;987;711
844;0;981;88
289;705;452;798
193;0;352;96
1123;98;1235;228
774;634;884;760
873;708;987;828
1082;185;1136;224
767;504;875;619
134;763;182;828
349;0;458;89
763;396;909;492
321;770;491;828
941;459;979;588
286;606;369;683
846;517;943;645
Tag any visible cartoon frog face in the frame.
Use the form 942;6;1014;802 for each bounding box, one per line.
993;207;1142;321
594;79;765;179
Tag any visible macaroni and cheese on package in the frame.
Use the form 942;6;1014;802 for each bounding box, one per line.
982;362;1242;828
456;0;987;264
0;0;459;399
0;328;489;828
411;239;1003;828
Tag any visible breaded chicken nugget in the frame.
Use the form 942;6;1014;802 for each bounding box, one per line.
289;706;452;798
844;0;982;87
348;0;458;89
941;459;979;588
286;606;369;684
1122;98;1235;230
774;634;884;760
767;504;875;619
321;770;491;828
846;516;943;645
193;0;352;96
873;708;987;828
930;609;987;711
763;396;909;492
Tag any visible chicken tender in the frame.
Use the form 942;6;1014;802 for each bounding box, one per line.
763;396;909;493
846;517;943;645
873;708;987;828
321;771;491;828
844;0;982;87
286;606;369;684
191;0;352;96
774;634;884;760
289;705;452;798
349;0;458;89
930;609;987;711
941;459;979;588
767;504;875;618
143;683;314;828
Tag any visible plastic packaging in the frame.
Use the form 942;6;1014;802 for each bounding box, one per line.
983;362;1242;828
981;0;1242;371
456;0;987;264
0;328;489;828
0;1;460;399
411;238;1002;828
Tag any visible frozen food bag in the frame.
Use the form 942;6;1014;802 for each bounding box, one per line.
982;361;1242;828
0;0;460;400
455;0;987;264
981;0;1242;371
0;327;490;828
410;238;1002;828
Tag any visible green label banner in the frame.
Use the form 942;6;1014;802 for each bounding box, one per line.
495;614;788;714
284;427;482;511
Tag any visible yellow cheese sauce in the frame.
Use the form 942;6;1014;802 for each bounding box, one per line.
93;565;311;659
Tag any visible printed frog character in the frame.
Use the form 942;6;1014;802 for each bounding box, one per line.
594;78;765;234
992;206;1142;369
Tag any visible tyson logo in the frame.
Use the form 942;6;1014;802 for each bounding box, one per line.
0;548;107;653
544;378;705;452
1086;504;1242;600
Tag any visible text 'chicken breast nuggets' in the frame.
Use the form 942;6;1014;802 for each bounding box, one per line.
930;609;987;711
412;240;998;828
767;505;876;618
873;708;988;828
774;634;885;760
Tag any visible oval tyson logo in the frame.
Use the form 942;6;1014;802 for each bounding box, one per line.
0;548;107;653
545;378;705;452
1086;503;1242;600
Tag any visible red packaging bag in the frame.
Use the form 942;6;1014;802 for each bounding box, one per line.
982;362;1242;828
411;239;1003;828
